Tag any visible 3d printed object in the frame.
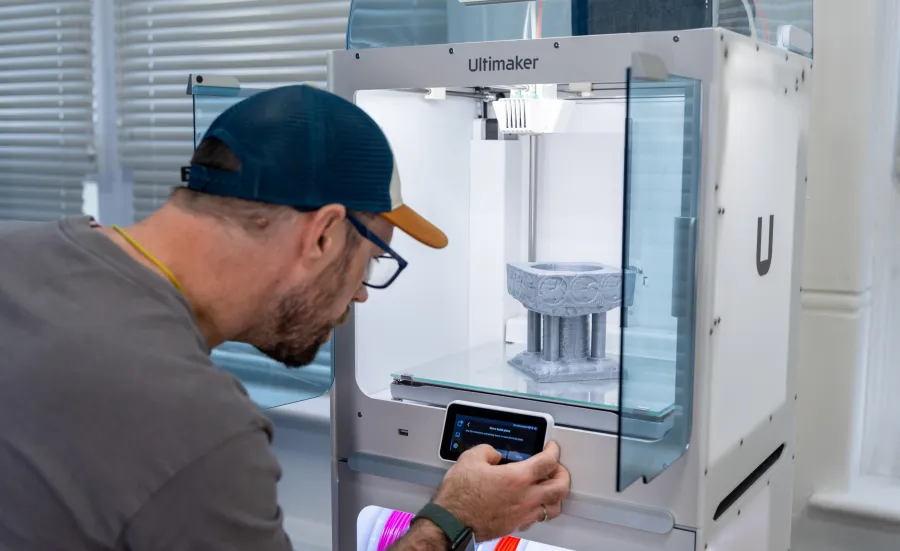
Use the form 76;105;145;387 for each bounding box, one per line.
506;262;636;383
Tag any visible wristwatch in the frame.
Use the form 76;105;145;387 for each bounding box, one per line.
412;503;476;551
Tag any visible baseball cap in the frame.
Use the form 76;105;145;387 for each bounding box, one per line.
187;84;448;249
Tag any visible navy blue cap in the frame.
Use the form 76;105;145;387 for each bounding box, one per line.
187;84;447;249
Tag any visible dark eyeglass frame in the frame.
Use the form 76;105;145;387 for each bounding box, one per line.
345;213;408;289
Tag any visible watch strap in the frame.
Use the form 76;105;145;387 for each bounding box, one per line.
413;503;473;549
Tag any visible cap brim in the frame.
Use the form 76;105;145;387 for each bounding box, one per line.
381;205;448;249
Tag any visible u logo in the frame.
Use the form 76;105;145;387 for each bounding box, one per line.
756;215;774;276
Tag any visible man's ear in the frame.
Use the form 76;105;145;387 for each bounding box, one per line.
297;204;347;265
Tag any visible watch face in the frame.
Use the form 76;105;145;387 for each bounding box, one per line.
460;533;476;551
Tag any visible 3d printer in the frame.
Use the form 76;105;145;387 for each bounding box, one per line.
329;1;812;550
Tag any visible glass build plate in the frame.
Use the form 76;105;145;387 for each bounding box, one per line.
391;342;676;418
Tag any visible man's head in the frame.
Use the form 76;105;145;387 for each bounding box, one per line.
167;85;446;367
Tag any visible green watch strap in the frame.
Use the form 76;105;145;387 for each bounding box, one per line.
413;503;472;549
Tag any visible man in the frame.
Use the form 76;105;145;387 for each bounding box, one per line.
0;85;570;550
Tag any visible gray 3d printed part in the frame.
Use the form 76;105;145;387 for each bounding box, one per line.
506;262;636;383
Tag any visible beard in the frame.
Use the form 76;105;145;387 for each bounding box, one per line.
252;253;355;368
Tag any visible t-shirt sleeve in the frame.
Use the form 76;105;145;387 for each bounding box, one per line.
117;429;293;551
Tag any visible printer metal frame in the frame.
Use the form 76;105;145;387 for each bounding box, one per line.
328;28;810;551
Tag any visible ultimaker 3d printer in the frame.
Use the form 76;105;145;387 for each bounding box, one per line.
327;1;813;550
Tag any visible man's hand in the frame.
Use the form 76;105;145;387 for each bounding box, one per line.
433;441;570;541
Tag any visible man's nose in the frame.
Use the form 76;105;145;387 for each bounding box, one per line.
353;285;368;303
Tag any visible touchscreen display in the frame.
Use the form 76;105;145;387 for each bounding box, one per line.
440;403;548;464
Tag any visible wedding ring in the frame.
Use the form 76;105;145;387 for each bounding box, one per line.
540;505;548;522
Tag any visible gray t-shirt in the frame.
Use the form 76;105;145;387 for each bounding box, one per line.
0;217;292;551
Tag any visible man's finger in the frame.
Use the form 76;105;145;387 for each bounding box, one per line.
535;468;571;504
544;462;571;487
545;501;563;521
518;440;561;481
461;444;503;465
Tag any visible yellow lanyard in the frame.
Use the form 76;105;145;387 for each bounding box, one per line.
112;225;184;294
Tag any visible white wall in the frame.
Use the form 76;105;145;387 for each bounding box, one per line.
792;0;900;548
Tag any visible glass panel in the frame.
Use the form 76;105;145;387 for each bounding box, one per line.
715;0;814;48
578;0;711;35
346;0;813;52
192;85;265;148
353;83;679;438
211;342;334;409
347;0;573;50
191;84;336;409
617;63;701;491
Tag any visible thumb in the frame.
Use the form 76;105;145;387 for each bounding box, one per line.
517;440;561;480
462;444;503;465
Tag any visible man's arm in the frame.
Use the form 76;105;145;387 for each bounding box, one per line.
116;429;292;551
389;443;572;547
389;520;451;551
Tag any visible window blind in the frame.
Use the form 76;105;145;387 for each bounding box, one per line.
0;0;94;222
115;0;350;222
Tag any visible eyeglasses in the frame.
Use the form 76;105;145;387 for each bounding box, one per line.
345;213;408;289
